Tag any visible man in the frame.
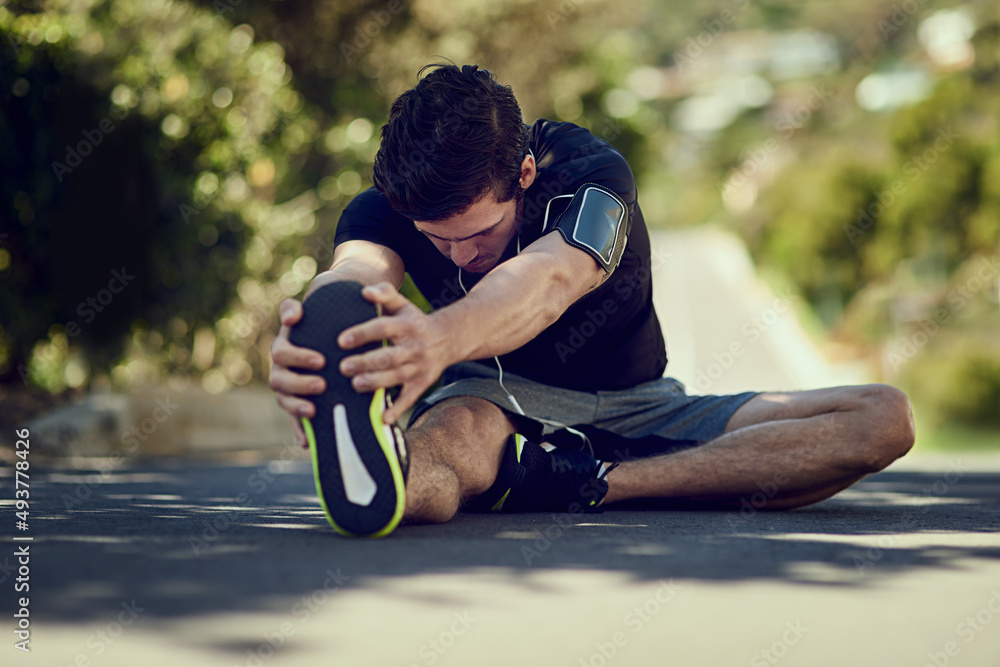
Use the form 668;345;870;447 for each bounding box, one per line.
269;64;915;538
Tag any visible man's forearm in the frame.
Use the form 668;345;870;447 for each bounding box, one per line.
431;232;603;364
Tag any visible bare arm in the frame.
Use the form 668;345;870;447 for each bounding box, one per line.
306;240;405;296
432;230;604;360
338;231;606;422
269;240;404;445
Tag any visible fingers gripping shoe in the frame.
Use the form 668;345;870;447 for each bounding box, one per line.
289;281;408;538
467;434;617;513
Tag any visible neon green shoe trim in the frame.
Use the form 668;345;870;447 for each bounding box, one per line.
303;415;347;535
304;386;406;538
490;489;511;512
514;433;525;460
490;433;526;512
367;386;406;538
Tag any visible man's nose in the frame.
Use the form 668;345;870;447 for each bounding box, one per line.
449;240;477;267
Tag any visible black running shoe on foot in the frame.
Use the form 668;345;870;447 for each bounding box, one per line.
289;281;408;538
466;434;617;513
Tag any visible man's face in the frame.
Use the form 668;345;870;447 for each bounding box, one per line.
412;154;536;274
413;192;523;273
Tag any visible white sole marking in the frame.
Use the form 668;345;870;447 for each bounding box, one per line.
333;404;377;506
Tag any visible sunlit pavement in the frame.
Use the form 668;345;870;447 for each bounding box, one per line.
4;450;999;667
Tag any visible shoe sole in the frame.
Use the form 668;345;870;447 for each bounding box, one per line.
289;281;406;538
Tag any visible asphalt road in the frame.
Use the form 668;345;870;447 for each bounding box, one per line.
3;450;1000;667
4;227;998;666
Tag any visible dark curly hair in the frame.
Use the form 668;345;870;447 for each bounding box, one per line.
372;64;528;221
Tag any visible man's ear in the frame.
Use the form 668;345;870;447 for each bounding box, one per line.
519;153;537;190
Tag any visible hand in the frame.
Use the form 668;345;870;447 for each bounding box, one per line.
269;298;328;448
337;282;453;424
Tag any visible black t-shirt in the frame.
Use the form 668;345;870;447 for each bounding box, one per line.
334;119;667;391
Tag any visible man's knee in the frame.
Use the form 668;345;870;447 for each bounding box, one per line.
410;397;512;492
849;383;915;471
417;398;477;436
416;396;504;440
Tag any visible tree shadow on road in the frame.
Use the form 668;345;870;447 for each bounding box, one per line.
5;458;999;623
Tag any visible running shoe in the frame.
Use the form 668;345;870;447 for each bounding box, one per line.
289;281;408;538
467;433;616;513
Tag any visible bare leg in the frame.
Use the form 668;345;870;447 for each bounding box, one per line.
401;396;518;523
602;384;915;509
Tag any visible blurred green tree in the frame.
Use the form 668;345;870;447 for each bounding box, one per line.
1;0;315;392
1;0;647;395
731;12;1000;429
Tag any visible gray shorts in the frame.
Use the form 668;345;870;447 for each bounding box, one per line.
409;362;758;462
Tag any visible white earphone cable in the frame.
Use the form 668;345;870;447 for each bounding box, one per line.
456;256;594;456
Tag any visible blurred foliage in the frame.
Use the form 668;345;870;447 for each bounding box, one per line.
645;0;998;431
0;0;316;394
744;67;999;319
1;0;997;432
900;331;1000;429
0;0;648;395
879;256;1000;429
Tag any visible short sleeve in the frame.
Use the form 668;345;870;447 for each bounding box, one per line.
334;187;409;253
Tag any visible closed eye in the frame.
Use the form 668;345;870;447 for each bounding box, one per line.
417;218;504;242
